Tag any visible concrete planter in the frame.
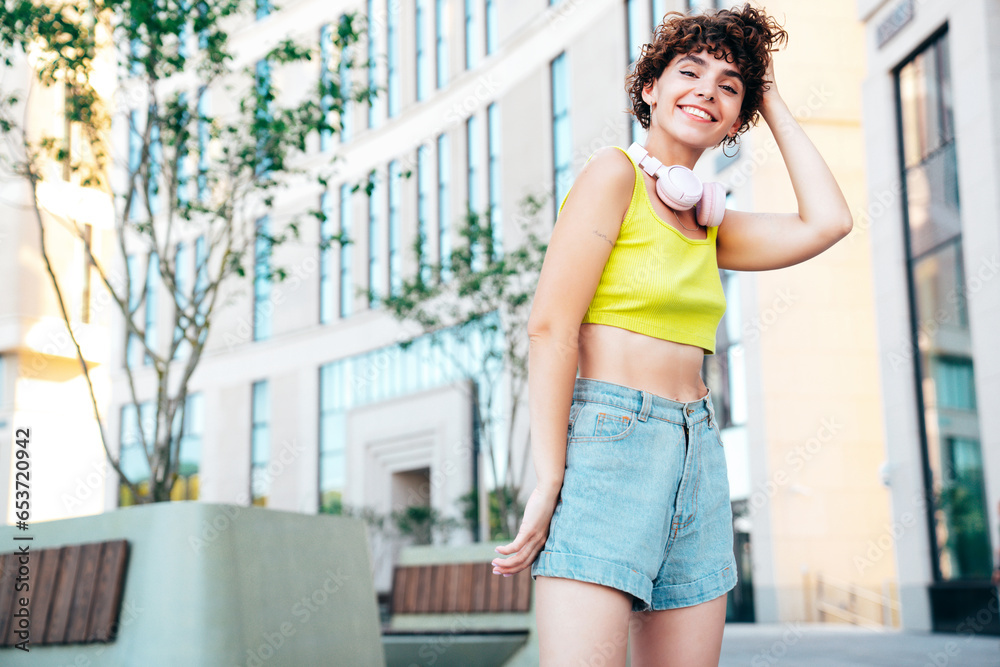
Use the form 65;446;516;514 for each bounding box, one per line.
0;501;385;666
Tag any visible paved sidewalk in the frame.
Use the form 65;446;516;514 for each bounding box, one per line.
720;623;999;666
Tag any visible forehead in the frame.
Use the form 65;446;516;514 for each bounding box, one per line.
669;50;743;81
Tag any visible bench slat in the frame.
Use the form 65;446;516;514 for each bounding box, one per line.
428;564;444;612
456;563;473;613
390;567;408;614
440;563;456;613
45;544;82;644
487;561;503;611
0;553;18;646
513;568;532;611
66;542;102;642
87;539;129;642
32;547;62;643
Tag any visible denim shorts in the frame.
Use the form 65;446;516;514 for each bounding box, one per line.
530;377;738;612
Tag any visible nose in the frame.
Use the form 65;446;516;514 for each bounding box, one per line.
697;90;714;102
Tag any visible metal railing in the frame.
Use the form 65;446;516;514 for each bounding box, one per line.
813;573;901;628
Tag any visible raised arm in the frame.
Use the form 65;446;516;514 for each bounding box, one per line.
716;57;854;271
491;146;634;574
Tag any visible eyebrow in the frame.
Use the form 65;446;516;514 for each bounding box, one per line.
676;54;744;85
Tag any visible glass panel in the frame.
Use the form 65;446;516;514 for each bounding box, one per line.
387;3;399;117
436;0;449;89
899;42;943;168
905;141;960;257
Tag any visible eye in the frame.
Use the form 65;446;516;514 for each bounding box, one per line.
680;70;696;77
722;85;738;94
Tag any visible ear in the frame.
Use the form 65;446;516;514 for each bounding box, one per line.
642;81;657;107
727;115;742;136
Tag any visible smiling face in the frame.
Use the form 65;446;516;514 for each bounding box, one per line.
643;49;746;149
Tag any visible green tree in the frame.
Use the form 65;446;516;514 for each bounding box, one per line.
0;1;379;502
379;196;549;541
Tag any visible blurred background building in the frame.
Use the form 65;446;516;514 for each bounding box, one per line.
2;0;997;636
860;0;1000;634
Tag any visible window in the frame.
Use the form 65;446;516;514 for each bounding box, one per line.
464;0;477;70
416;0;429;101
436;0;449;89
178;4;192;62
485;0;496;56
652;0;667;24
318;363;346;514
551;52;571;222
320;191;335;324
467;115;481;269
255;59;272;176
320;24;333;151
487;102;501;260
128;110;142;220
193;235;208;343
119;401;154;507
704;267;746;429
177;93;190;208
338;15;353;143
255;0;270;20
417;144;431;283
368;170;382;307
197;86;209;201
367;0;380;128
387;3;399;118
253;216;272;341
437;133;451;280
626;0;645;144
895;29;989;581
340;184;353;318
686;0;718;12
250;380;270;506
149;112;161;215
389;160;402;297
173;242;190;360
171;392;203;501
144;252;158;366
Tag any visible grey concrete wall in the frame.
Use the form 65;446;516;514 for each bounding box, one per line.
0;502;385;666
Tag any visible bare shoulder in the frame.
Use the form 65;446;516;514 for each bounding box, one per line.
526;146;636;333
557;145;636;238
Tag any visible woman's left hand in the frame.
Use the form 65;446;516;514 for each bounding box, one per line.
760;52;782;117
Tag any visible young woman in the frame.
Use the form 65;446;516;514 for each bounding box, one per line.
491;4;852;666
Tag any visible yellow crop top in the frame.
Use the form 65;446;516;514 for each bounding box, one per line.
558;145;727;354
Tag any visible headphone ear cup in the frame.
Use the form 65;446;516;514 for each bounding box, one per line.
654;165;701;211
696;182;727;227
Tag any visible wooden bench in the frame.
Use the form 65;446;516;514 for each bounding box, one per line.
390;561;532;615
381;544;536;667
0;539;129;647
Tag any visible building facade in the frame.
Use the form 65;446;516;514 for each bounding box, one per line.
3;0;919;628
860;0;1000;635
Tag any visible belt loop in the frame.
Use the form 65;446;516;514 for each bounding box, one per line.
638;390;651;422
705;390;715;428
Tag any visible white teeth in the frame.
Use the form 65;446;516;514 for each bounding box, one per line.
681;106;713;121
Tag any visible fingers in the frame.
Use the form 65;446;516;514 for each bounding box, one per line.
492;529;544;576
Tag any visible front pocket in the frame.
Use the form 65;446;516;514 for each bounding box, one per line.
573;402;637;441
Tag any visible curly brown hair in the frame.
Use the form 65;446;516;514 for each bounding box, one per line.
625;3;788;149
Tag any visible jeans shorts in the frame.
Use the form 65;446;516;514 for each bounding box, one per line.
530;377;738;612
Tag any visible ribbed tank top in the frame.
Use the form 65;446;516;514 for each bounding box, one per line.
558;145;727;354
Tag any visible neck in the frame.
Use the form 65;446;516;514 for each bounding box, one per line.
641;131;705;170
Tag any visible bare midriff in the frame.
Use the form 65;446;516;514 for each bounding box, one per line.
577;322;709;404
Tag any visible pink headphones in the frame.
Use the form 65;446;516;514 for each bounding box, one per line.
626;142;726;227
